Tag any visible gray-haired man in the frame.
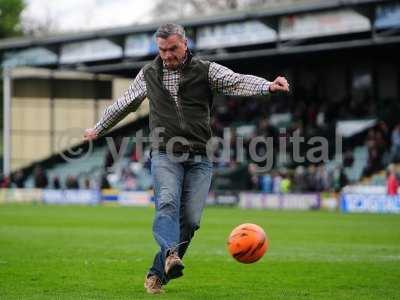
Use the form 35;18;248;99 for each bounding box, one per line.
84;23;289;294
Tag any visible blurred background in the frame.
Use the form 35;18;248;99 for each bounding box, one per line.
0;0;399;212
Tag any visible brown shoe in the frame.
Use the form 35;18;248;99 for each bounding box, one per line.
144;274;164;294
164;251;184;279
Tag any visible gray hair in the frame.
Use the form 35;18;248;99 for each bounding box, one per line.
155;23;186;39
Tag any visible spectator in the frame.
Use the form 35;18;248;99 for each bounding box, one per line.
343;150;354;168
332;165;348;192
121;167;138;190
272;171;282;193
84;178;91;189
0;175;11;188
315;165;329;192
375;130;388;157
34;165;48;188
280;174;291;193
101;173;111;189
256;118;278;168
376;121;390;144
12;170;25;188
293;166;308;192
260;174;273;193
391;124;400;163
363;147;383;177
52;177;61;189
387;165;399;196
246;163;260;190
306;165;317;192
65;176;79;189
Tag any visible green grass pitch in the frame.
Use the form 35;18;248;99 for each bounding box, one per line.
0;204;399;300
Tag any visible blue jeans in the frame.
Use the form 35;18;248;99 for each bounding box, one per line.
148;151;213;284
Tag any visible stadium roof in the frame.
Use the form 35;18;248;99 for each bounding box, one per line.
0;0;389;50
0;0;398;74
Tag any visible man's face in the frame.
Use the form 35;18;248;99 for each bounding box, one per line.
156;34;187;70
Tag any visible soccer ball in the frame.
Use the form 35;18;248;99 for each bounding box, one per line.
227;223;268;263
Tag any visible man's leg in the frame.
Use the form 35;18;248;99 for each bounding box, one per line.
148;152;184;283
178;155;213;259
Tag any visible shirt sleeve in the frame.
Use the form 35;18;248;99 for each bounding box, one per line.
94;69;147;136
208;62;271;96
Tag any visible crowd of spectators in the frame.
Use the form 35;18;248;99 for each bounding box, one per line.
246;163;348;193
1;90;399;193
209;93;400;192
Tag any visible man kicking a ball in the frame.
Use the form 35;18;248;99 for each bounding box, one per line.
84;23;289;294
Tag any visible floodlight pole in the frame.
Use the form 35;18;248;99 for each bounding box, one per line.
3;67;11;176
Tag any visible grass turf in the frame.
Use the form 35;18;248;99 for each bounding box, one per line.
0;204;399;300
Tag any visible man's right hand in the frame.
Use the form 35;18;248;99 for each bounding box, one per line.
269;76;290;93
84;128;98;141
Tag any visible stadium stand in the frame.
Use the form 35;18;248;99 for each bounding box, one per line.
1;0;399;195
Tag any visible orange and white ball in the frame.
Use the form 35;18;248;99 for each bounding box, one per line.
227;223;269;263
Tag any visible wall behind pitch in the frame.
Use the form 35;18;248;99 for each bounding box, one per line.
11;97;52;169
8;69;119;171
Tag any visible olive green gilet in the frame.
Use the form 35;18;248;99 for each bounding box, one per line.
143;54;213;153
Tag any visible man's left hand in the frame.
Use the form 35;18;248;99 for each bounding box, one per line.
269;76;290;93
